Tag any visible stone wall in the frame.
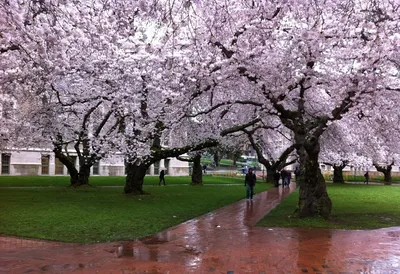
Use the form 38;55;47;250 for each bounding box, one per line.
171;167;189;176
12;164;40;175
105;166;125;176
1;149;189;176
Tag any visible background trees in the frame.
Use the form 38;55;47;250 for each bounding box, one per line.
243;125;296;184
1;0;198;187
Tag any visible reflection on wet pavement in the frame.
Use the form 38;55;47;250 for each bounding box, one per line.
1;184;400;273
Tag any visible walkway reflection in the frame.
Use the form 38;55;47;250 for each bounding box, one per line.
115;183;297;272
295;228;332;272
4;183;400;273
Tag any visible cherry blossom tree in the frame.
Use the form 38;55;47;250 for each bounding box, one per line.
1;0;264;192
357;90;400;184
244;126;297;184
190;0;400;218
0;0;177;186
321;92;400;185
319;118;365;184
177;151;205;185
369;121;400;184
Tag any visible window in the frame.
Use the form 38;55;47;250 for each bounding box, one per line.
93;161;99;175
55;158;64;175
1;153;10;174
154;161;160;176
41;155;50;175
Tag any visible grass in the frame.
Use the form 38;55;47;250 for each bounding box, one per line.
200;158;236;167
323;174;400;183
0;178;271;243
258;183;400;229
0;175;253;187
351;175;400;183
200;158;260;168
1;174;398;187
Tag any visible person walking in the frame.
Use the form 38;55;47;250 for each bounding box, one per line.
364;171;369;185
280;169;287;187
245;168;257;200
274;171;280;188
159;169;166;186
287;171;292;186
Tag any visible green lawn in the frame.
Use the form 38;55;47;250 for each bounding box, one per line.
0;179;271;243
258;183;400;229
200;158;236;167
323;174;400;183
199;158;259;168
0;175;253;187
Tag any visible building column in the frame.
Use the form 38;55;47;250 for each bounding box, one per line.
166;159;172;175
159;159;165;170
149;164;154;176
49;154;55;175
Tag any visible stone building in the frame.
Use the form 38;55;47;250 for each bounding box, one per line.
0;148;189;176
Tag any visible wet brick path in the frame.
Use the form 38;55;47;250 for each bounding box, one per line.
1;184;400;273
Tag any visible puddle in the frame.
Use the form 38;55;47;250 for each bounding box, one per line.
40;263;85;271
140;236;169;245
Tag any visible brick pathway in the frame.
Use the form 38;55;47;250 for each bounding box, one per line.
1;184;400;273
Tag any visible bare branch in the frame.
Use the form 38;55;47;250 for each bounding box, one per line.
94;109;114;137
221;118;262;136
0;44;20;53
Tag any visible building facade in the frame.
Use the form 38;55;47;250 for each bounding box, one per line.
0;148;189;176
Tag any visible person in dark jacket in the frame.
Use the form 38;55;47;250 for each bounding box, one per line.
280;169;288;187
274;171;281;187
244;168;257;200
364;172;369;185
159;170;166;186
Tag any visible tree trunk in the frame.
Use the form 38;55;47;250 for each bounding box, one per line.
384;171;392;184
296;135;332;219
332;165;345;183
374;163;393;185
70;165;91;187
213;152;220;167
232;155;237;166
266;167;277;184
191;154;203;185
124;162;149;194
53;149;91;187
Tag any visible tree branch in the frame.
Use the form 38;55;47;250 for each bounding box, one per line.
94;109;114;137
152;139;218;160
221;118;262;136
0;44;20;53
177;155;194;162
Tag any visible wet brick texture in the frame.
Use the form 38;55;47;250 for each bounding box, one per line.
1;184;400;273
